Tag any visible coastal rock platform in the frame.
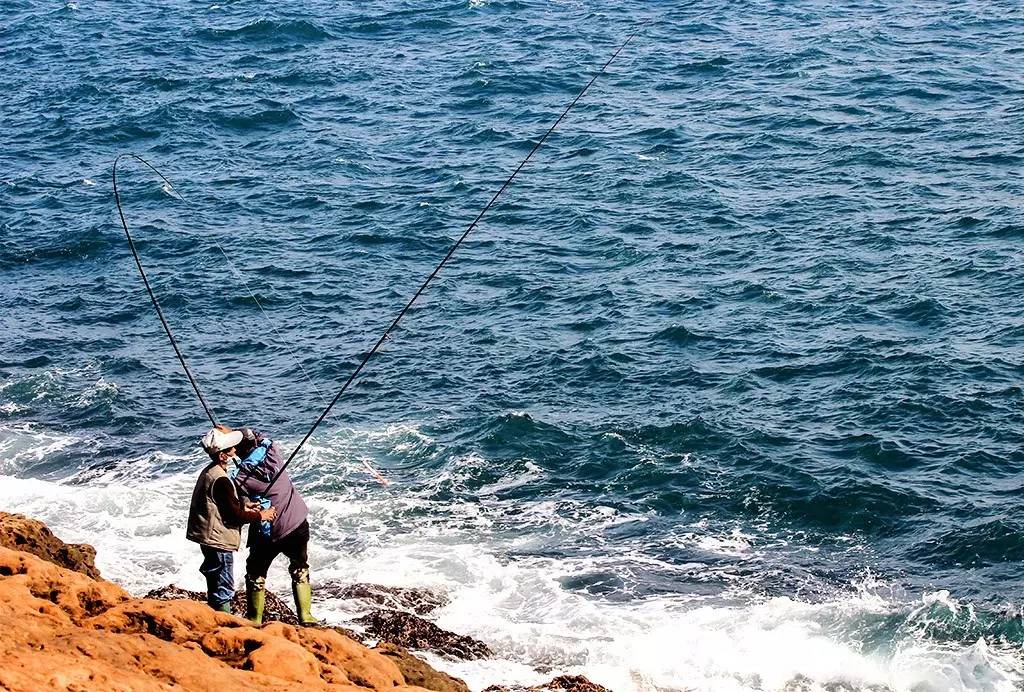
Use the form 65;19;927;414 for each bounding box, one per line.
0;512;609;692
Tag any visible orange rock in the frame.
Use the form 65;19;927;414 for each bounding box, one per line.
0;512;102;579
0;546;435;692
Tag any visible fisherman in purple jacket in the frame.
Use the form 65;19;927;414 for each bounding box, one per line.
230;426;318;626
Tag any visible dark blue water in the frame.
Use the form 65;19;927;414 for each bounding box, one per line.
2;1;1023;689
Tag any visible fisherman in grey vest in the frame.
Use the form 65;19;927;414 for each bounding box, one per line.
187;427;277;612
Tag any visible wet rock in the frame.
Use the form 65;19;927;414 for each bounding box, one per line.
355;608;492;660
328;623;367;644
323;581;450;614
0;511;101;579
783;676;894;692
543;676;614;692
144;584;299;626
376;642;471;692
483;675;613;692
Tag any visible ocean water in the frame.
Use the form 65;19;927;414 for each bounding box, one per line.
2;0;1023;689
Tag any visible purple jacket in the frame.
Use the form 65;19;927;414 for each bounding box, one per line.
233;432;309;545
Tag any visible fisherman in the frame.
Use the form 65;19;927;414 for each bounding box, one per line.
230;426;319;627
187;426;277;612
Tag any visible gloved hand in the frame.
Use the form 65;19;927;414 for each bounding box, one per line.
255;495;273;537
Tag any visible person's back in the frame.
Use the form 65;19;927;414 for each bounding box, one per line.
233;439;308;544
232;428;317;626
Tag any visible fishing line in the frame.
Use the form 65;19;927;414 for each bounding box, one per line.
265;17;652;493
113;153;218;426
113;154;330;409
114;154;387;482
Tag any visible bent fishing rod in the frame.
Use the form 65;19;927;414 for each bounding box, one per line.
114;154;338;420
114;155;384;478
264;18;652;494
113;153;219;427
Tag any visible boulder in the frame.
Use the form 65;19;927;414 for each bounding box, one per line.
376;643;471;692
483;675;613;692
0;511;101;579
323;582;450;614
356;608;492;660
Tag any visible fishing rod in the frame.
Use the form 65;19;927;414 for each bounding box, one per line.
113;153;218;426
114;154;331;407
113;154;387;479
264;18;652;494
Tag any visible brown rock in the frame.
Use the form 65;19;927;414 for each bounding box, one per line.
324;582;450;614
482;675;613;692
376;642;471;692
542;675;614;692
0;544;443;691
0;511;101;579
356;608;492;660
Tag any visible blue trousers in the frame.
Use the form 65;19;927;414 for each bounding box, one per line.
199;545;235;609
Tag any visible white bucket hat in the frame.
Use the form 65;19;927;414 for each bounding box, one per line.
201;428;243;454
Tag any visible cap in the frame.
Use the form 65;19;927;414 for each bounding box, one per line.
201;428;243;454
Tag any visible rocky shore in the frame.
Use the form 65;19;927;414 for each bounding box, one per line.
0;512;611;692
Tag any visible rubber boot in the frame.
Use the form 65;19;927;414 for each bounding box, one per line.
246;575;266;625
291;570;320;626
214;601;232;614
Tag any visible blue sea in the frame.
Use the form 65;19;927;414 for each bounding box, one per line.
1;1;1022;689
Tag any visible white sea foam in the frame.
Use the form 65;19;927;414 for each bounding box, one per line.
0;423;78;475
692;526;755;557
0;422;1021;691
0;363;118;410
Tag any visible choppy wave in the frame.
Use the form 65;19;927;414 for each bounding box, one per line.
194;18;335;42
1;424;1022;691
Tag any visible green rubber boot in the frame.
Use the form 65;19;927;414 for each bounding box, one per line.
214;601;232;614
246;575;266;625
291;569;320;626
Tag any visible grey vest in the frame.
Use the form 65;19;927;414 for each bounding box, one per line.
186;462;242;551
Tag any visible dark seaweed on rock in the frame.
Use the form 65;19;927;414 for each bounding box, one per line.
355;609;492;660
483;675;613;692
322;581;450;614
